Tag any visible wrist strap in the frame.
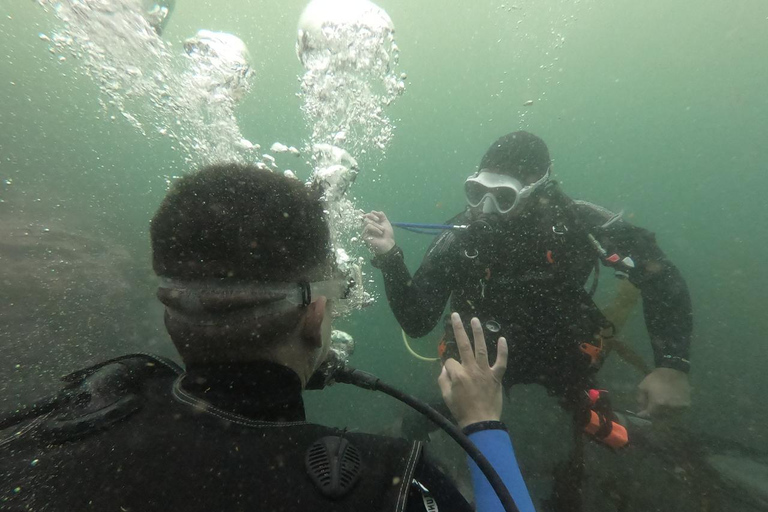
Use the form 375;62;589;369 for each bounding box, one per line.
659;355;690;373
371;245;403;269
462;420;508;436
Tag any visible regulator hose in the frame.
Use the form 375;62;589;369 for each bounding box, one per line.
335;366;521;512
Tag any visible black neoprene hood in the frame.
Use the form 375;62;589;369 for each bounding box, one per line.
479;131;551;181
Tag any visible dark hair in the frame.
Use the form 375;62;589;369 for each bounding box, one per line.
479;131;551;182
151;163;331;282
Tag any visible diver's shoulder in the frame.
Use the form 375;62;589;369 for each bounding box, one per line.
418;211;466;259
0;354;182;449
426;228;459;261
571;199;624;227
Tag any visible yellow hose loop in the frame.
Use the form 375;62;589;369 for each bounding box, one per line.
401;329;440;362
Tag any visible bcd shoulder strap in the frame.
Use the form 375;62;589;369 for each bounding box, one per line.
0;353;183;444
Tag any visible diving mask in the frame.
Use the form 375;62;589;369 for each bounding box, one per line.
158;275;357;322
464;166;550;215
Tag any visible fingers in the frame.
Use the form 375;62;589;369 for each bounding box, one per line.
363;211;388;224
451;313;476;368
362;213;382;229
361;216;382;229
471;317;489;369
362;214;387;240
362;224;384;237
491;337;508;382
438;365;451;397
439;359;462;398
443;357;462;378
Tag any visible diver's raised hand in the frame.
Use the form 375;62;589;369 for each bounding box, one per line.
438;313;508;428
637;367;691;417
362;211;396;255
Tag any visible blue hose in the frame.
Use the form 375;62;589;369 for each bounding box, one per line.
392;222;467;236
396;226;444;235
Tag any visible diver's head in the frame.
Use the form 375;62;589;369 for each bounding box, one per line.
465;131;551;220
151;163;344;386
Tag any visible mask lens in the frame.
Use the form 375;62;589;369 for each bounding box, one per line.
465;180;489;206
492;187;518;212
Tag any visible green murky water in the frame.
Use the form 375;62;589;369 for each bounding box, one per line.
2;1;767;509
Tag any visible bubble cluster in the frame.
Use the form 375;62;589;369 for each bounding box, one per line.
296;0;405;160
309;144;372;309
174;29;257;164
296;0;405;311
35;0;258;167
35;0;400;314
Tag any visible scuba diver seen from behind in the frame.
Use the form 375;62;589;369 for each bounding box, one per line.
1;164;537;512
362;131;694;510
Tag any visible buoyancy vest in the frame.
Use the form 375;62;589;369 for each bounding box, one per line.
451;190;603;330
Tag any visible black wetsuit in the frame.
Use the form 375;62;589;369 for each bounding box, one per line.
373;184;692;511
373;183;693;408
0;356;472;512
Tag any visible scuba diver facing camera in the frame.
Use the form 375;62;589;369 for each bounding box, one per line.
363;131;693;510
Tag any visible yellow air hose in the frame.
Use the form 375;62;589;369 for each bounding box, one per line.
402;329;440;362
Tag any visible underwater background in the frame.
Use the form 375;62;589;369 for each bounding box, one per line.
2;0;767;509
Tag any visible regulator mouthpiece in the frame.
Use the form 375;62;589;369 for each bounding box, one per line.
305;330;356;390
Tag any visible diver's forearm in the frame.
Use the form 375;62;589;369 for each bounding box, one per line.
466;423;536;512
374;245;449;337
641;264;693;372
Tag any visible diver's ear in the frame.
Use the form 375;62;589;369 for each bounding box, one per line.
301;297;327;348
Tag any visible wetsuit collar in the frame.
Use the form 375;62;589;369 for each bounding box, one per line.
182;361;306;422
